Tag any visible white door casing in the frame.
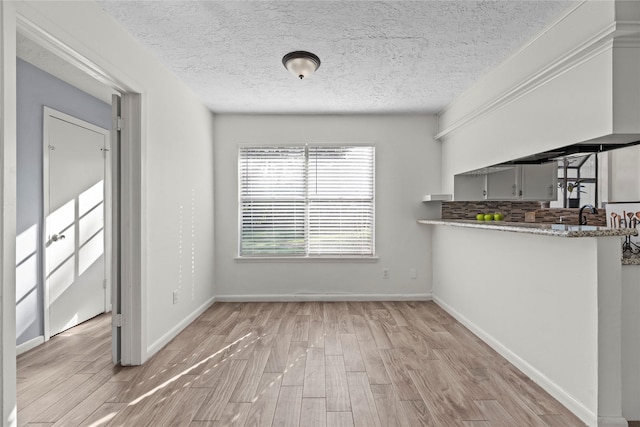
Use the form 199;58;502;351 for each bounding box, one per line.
1;10;145;424
1;2;18;426
111;93;121;364
8;1;145;373
43;107;111;339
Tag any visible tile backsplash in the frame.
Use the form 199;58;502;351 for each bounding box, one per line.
442;201;541;222
441;201;607;226
528;208;606;226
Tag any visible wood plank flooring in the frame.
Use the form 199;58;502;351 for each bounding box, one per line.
17;301;586;426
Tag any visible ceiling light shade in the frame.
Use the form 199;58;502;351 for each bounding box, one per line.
282;51;321;79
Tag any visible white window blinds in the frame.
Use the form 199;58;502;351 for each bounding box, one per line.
239;145;375;256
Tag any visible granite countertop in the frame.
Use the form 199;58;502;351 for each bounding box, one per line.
418;219;639;238
623;252;640;266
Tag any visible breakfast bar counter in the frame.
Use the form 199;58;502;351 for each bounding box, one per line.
418;219;638;238
421;218;631;427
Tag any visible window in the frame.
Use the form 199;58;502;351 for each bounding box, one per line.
553;153;598;208
239;144;375;257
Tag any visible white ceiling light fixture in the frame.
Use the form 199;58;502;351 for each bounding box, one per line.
282;51;321;80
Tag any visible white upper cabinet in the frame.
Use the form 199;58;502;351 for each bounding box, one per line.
454;163;557;201
486;168;519;200
520;163;557;201
454;174;486;201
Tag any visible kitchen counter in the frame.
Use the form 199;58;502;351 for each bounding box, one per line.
428;218;627;426
623;252;640;265
418;219;638;238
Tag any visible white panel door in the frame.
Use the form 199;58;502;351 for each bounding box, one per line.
45;110;109;337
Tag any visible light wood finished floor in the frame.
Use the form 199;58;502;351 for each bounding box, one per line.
17;301;586;426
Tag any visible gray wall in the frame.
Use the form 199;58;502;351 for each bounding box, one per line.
16;58;111;345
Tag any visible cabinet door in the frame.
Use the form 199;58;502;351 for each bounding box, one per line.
486;168;519;200
454;174;486;201
521;163;558;201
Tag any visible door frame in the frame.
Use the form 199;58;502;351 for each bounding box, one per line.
0;3;18;426
42;107;111;341
11;9;145;365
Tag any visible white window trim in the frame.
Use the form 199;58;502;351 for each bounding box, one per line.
237;142;376;260
234;255;379;263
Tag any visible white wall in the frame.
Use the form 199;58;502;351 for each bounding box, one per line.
622;264;640;420
438;1;615;133
609;145;640;202
431;225;624;426
438;1;640;193
10;1;216;357
214;114;440;300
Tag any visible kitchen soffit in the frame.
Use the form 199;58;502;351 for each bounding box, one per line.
96;0;578;114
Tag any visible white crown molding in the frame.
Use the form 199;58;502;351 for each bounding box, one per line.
613;38;640;48
16;14;128;93
615;21;640;37
435;0;587;120
436;20;640;141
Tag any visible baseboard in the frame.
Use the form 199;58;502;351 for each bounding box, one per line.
17;335;45;355
146;296;216;357
597;416;630;427
433;295;597;427
215;293;432;302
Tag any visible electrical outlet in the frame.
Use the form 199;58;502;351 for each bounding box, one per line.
409;268;417;279
172;290;179;304
383;268;390;279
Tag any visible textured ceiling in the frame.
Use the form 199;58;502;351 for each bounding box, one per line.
95;1;577;114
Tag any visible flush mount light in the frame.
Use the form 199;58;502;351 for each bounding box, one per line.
282;51;321;80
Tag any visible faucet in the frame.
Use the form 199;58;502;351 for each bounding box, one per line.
579;204;598;225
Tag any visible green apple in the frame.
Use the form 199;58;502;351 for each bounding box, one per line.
484;214;494;221
476;213;484;221
494;213;504;221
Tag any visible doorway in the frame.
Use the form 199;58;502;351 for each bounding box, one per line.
43;108;111;338
13;16;144;366
2;7;145;424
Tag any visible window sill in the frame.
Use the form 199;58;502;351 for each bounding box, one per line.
235;256;379;263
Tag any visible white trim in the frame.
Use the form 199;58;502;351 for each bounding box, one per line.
14;7;146;366
215;293;432;302
237;144;376;257
0;3;18;425
235;256;379;263
42;107;111;341
16;15;128;93
146;296;215;358
436;28;617;140
119;93;145;366
613;37;640;49
110;94;121;364
16;336;44;356
42;110;50;341
436;16;640;140
436;0;586;119
433;295;596;427
237;141;377;148
104;115;112;315
596;416;629;427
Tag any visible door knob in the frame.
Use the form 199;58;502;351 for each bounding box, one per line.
51;234;66;242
